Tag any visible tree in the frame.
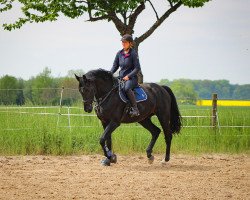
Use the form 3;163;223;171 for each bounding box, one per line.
170;79;198;104
16;78;25;105
233;85;250;100
1;0;209;48
31;67;58;104
59;76;81;106
159;78;171;86
0;75;19;104
159;78;250;100
0;0;209;82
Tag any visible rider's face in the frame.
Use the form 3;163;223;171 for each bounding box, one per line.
122;41;131;50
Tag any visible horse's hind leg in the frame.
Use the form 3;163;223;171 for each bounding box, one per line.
157;114;172;163
139;117;161;164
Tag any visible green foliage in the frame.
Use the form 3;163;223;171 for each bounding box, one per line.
159;78;250;100
60;77;81;106
30;67;58;105
180;0;210;7
232;84;250;100
0;67;84;106
0;0;210;31
159;78;198;104
0;68;249;106
0;0;143;30
25;67;82;105
170;79;198;104
0;75;24;105
0;0;14;12
88;0;144;15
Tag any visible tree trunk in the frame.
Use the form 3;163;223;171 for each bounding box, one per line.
134;38;144;84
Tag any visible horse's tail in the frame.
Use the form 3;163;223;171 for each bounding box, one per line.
162;85;182;134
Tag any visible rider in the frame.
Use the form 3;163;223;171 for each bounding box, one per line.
110;34;141;117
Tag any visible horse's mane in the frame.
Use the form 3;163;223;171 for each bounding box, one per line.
85;68;116;82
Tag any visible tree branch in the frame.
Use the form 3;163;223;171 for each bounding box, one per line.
86;0;92;21
167;0;173;8
109;11;127;35
85;0;108;22
147;0;159;20
135;1;182;46
121;11;127;25
127;2;145;34
86;15;109;22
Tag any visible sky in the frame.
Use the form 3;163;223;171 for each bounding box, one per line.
0;0;249;84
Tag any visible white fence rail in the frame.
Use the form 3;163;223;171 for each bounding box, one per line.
0;106;250;131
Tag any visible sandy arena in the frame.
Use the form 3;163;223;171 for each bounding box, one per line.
0;154;249;200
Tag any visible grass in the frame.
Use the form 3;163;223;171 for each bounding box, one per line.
0;105;249;155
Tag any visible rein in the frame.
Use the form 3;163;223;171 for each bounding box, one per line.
81;84;117;105
95;84;118;107
82;78;122;108
97;78;127;105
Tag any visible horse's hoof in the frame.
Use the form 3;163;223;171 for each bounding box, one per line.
110;154;117;163
148;155;154;164
101;158;111;166
160;159;170;166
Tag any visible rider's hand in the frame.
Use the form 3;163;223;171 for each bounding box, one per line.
123;75;129;81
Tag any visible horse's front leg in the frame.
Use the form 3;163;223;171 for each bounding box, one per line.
101;121;117;164
105;134;118;164
100;121;119;166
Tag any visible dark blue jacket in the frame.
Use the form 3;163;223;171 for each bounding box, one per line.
110;48;141;79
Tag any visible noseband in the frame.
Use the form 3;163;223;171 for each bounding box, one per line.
82;99;94;104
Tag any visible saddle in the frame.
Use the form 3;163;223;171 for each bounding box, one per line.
118;80;147;103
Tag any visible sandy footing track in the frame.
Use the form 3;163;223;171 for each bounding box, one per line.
0;154;249;200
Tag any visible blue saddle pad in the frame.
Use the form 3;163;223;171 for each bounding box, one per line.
119;85;147;103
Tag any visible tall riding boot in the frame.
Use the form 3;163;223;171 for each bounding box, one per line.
126;89;140;117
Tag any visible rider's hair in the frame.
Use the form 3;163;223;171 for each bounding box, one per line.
130;41;134;48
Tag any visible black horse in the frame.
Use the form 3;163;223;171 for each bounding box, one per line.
75;69;181;166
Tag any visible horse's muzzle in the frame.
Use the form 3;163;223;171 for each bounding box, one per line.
84;103;93;113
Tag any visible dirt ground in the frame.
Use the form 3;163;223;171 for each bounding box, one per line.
0;154;249;200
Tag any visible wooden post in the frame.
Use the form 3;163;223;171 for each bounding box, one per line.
59;86;64;109
211;93;217;128
57;86;64;127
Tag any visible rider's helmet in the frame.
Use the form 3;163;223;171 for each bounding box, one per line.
121;34;133;42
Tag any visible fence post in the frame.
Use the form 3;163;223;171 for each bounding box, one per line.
57;86;64;127
59;86;64;109
211;93;217;129
67;106;71;132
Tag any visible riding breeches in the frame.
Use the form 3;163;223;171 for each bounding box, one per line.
124;77;138;92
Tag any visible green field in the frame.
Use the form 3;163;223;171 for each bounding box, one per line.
0;105;249;155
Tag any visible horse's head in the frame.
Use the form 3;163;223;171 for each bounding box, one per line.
75;74;95;113
75;69;117;112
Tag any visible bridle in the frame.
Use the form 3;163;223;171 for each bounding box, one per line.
80;79;119;108
80;86;95;105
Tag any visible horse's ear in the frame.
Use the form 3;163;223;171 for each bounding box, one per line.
82;75;87;82
75;74;80;81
